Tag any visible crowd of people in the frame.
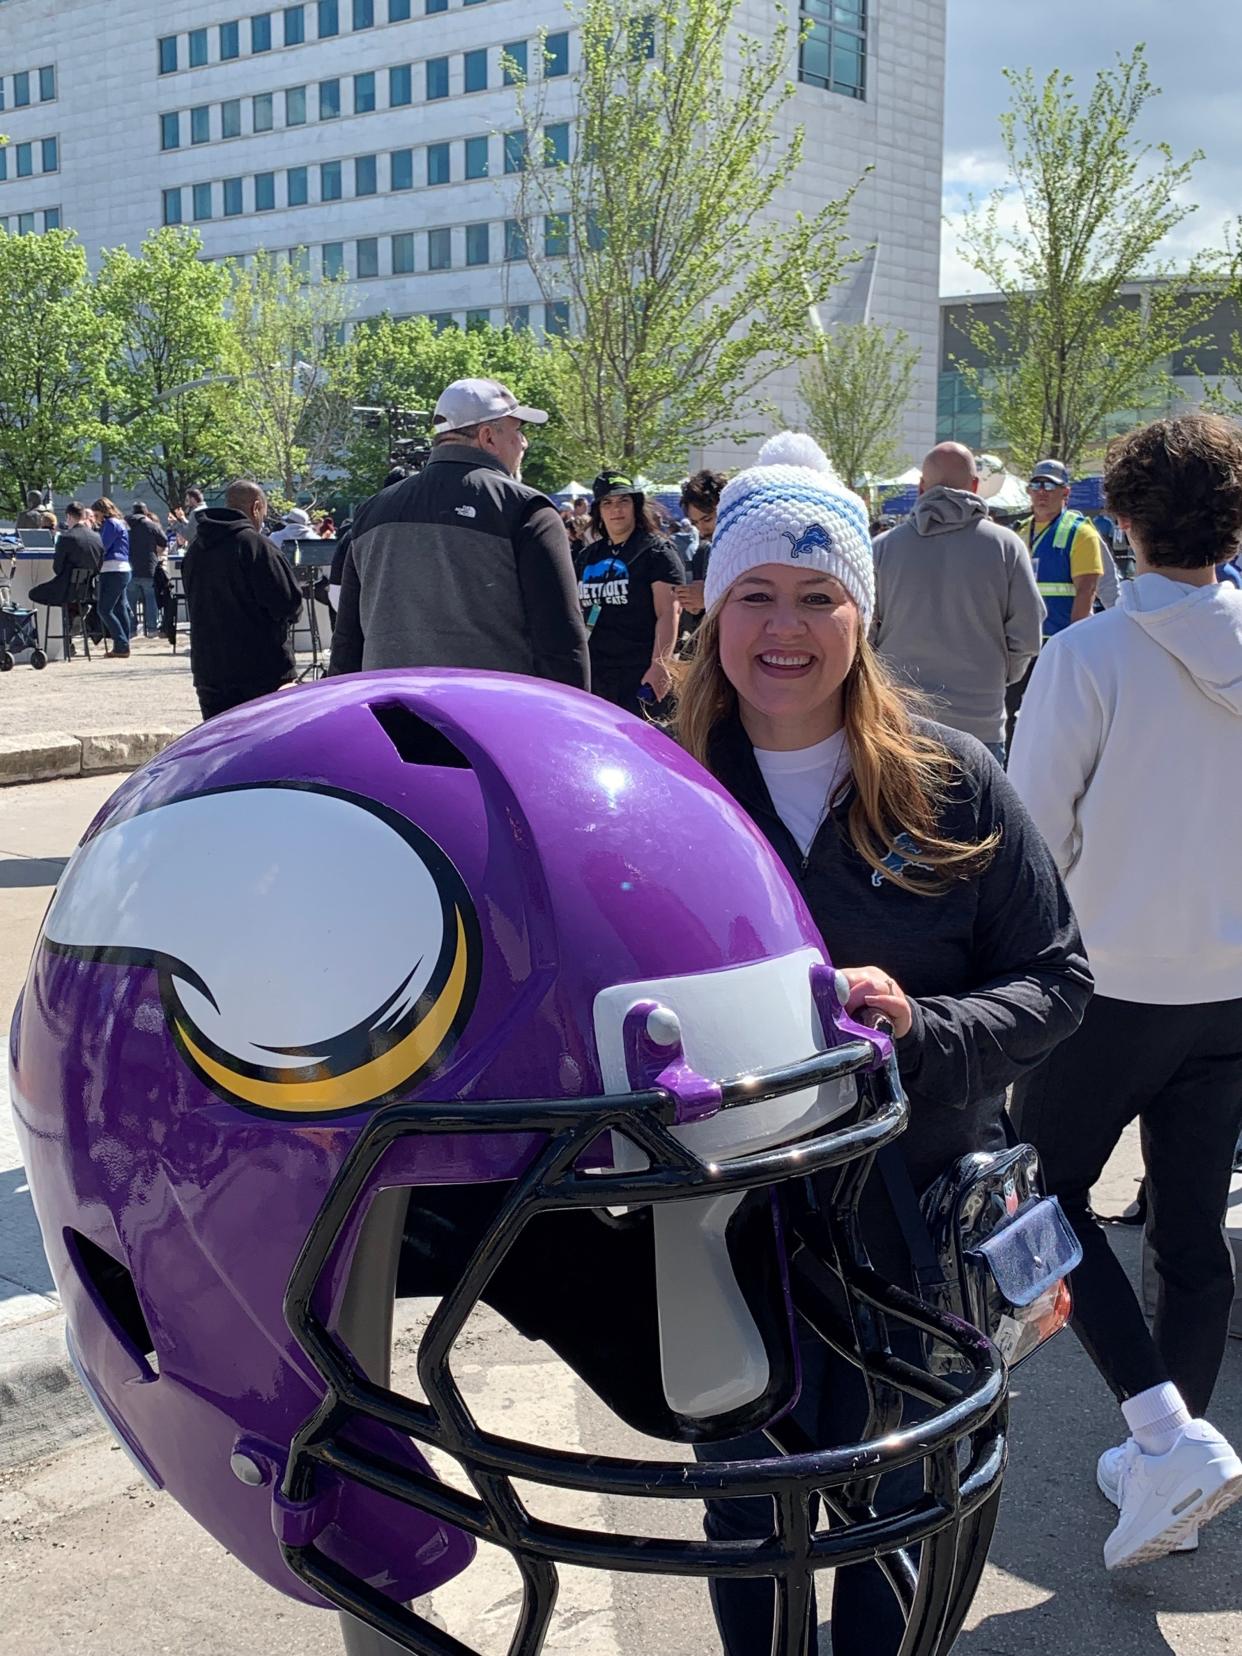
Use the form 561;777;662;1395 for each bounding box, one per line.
8;377;1242;1648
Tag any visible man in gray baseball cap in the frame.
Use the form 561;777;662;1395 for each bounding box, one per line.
329;377;588;688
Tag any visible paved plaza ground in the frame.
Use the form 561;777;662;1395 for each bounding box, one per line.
0;636;203;744
2;774;1240;1656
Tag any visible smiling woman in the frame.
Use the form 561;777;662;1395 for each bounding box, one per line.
672;430;1093;1656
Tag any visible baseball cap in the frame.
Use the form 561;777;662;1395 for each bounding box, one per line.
1029;459;1071;488
592;470;641;503
432;377;549;433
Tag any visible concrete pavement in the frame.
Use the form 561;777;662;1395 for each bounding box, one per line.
2;774;1240;1655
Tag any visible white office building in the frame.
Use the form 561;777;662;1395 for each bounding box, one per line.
0;0;946;470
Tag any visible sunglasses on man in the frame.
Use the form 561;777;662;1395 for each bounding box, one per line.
1027;478;1064;492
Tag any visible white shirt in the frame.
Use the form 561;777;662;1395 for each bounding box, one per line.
753;730;851;858
1008;576;1242;1004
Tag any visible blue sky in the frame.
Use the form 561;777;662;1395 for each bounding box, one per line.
940;0;1242;293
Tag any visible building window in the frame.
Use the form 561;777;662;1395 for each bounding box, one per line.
0;83;5;113
506;304;530;332
424;0;446;10
191;104;211;142
464;49;487;93
428;312;457;332
427;142;450;185
389;0;412;17
355;153;377;195
193;181;213;220
503;130;527;174
392;231;415;274
391;148;413;190
13;72;30;107
545;300;570;337
502;42;527;86
163;187;183;225
357;236;379;278
220;20;241;59
286;85;307;124
629;13;657;60
544;213;568;256
503;218;526;261
426;57;449;100
161;111;181;150
221;99;242;138
317;0;339;35
353;0;375;25
545;32;569;77
289;246;311;282
0;149;7;181
287;165;309;205
158;37;178;75
465;135;488;179
390;64;412;106
544;123;569;167
43;207;61;231
319;79;340;119
253;92;274;131
223;177;244;216
428;227;451;270
321;159;342;200
284;5;306;46
16;212;36;234
354;72;376;113
799;0;866;99
252;13;273;51
466;308;490;332
323;241;344;278
39;65;56;101
189;28;209;67
15;143;32;177
465;222;490;267
40;137;58;173
255;171;276;211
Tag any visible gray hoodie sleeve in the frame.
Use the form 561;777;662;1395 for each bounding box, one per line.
1004;538;1046;683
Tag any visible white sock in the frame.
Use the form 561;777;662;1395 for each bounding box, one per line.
1122;1383;1193;1456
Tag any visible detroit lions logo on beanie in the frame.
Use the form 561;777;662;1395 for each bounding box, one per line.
704;432;874;628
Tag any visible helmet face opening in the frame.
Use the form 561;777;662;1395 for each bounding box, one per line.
10;671;1009;1656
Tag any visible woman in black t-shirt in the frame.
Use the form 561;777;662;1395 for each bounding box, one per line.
575;471;685;715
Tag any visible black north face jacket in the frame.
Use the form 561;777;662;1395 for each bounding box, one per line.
328;444;589;689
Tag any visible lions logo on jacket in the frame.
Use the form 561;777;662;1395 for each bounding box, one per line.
39;784;480;1116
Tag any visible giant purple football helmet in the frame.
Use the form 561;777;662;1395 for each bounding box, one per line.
9;671;1005;1656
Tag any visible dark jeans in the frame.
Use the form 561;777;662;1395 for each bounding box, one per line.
1012;992;1242;1418
694;1191;927;1656
982;741;1007;766
196;681;292;721
97;570;132;651
1003;658;1036;752
128;575;158;634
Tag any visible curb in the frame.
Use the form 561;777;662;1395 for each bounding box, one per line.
0;729;183;788
0;1306;100;1473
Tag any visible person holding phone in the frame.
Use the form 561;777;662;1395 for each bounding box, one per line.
574;471;684;714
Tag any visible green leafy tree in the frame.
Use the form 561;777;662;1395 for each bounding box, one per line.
337;316;567;499
97;227;240;509
954;45;1222;475
798;321;918;490
0;229;115;514
225;250;354;503
510;0;857;478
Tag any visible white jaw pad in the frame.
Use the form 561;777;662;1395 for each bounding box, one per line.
592;948;855;1422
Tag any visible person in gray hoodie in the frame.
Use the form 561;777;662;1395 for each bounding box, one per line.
870;443;1045;761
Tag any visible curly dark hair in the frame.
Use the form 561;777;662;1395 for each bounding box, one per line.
680;468;727;515
1104;414;1242;568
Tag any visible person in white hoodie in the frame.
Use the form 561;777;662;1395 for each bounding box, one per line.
1009;412;1242;1572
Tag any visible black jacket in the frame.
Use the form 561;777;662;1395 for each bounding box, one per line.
125;513;168;579
707;714;1093;1190
52;524;103;578
181;508;302;696
329;444;589;689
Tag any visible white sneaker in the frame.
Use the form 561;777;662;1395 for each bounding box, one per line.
1097;1440;1196;1551
1104;1421;1242;1569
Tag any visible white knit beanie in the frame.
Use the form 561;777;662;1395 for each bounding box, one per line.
703;432;874;628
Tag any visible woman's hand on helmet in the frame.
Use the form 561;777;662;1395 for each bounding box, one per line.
837;965;914;1039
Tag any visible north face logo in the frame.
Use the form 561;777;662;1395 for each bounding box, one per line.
455;505;477;519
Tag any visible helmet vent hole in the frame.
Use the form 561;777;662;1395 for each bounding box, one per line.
369;702;472;769
66;1230;158;1374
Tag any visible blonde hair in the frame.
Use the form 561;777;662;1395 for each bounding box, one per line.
673;613;999;894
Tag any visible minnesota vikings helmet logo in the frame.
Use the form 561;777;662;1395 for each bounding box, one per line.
39;784;481;1117
781;522;834;560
